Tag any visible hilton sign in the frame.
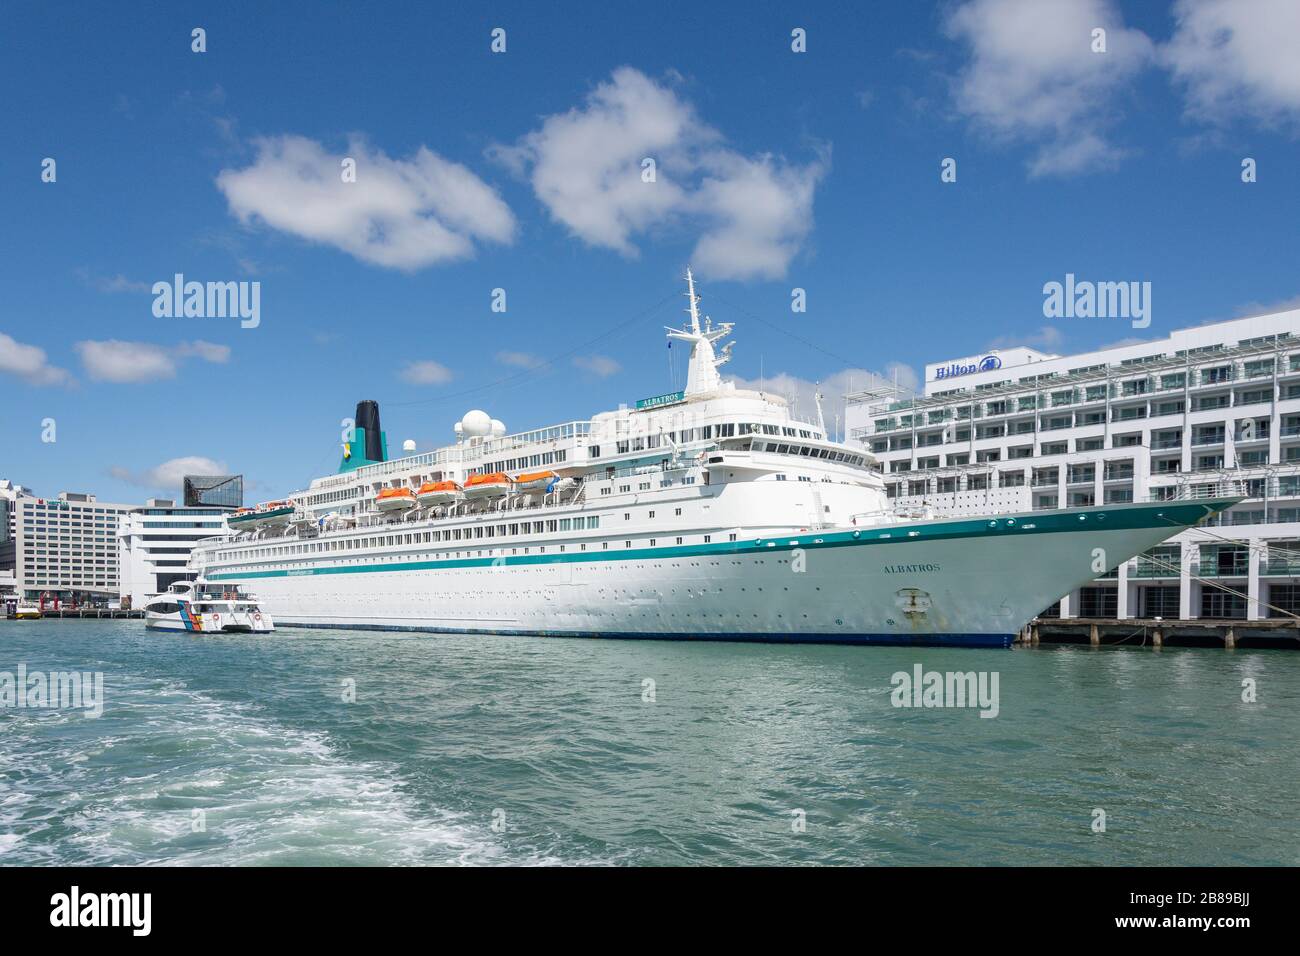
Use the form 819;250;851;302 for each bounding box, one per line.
933;355;1003;381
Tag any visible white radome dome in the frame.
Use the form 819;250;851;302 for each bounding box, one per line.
460;409;491;438
490;419;506;438
402;439;416;452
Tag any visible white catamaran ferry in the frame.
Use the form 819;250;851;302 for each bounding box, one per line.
190;272;1236;647
144;581;274;634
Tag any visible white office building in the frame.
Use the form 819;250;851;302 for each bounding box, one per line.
845;307;1300;623
8;491;134;602
117;499;230;608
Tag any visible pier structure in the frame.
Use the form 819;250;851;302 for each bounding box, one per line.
1020;617;1299;649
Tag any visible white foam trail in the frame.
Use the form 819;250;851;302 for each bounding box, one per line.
0;675;544;866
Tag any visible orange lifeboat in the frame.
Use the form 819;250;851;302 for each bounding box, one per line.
512;469;559;494
416;480;463;506
462;472;512;499
375;487;417;512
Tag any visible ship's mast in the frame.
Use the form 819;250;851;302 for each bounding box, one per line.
686;267;702;335
666;267;733;397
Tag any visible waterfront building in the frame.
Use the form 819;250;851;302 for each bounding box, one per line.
183;474;244;509
117;497;232;608
845;307;1300;623
8;491;133;603
0;480;25;578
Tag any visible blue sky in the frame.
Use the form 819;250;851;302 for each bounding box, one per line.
3;0;1298;503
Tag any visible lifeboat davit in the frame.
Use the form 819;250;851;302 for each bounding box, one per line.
512;469;559;494
416;480;462;506
375;488;417;512
463;472;512;499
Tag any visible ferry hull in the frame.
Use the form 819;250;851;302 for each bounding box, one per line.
203;499;1233;648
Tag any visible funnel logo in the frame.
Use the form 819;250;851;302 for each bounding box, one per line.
934;354;1002;380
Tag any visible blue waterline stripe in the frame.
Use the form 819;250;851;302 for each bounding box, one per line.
271;621;1016;648
206;498;1231;582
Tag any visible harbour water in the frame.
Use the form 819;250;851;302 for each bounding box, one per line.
1;620;1296;866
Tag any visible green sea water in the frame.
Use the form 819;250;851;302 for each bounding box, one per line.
1;619;1296;865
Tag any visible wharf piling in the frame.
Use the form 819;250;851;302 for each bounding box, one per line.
1020;618;1298;650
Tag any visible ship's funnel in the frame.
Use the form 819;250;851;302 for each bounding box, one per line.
338;399;389;473
356;400;384;463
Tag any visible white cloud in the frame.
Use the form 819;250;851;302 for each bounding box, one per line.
0;333;73;386
572;354;621;378
177;340;231;363
399;359;453;385
1163;0;1300;129
111;456;227;492
496;67;827;280
217;135;516;270
945;0;1154;176
77;270;151;294
75;339;229;383
495;350;545;369
728;365;921;427
1232;293;1300;317
985;325;1066;351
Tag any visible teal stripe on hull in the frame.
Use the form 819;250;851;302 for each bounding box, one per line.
206;498;1234;582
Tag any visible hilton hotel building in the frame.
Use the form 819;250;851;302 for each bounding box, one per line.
845;308;1300;623
5;490;133;601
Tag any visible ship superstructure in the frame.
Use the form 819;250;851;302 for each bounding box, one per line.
190;273;1237;646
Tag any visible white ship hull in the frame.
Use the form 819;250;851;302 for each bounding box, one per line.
200;499;1231;647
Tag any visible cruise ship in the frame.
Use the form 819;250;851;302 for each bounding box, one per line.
189;273;1238;647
